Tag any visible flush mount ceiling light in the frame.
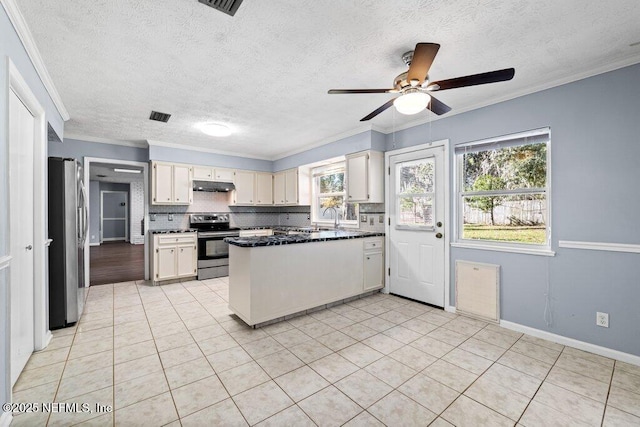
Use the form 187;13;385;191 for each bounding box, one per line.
393;90;431;115
198;123;232;137
114;168;142;174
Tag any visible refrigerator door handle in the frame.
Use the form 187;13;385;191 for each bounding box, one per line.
80;181;89;245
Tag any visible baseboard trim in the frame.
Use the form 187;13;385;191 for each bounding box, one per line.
0;411;13;427
445;305;456;314
500;320;640;366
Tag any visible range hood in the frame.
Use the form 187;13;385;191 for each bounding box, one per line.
193;180;236;192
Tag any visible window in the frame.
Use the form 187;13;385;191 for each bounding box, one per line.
312;163;359;226
455;128;550;249
396;158;435;228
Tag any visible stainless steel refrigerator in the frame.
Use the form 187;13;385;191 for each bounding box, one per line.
48;157;88;329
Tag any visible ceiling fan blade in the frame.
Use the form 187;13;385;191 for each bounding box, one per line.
328;89;394;94
428;68;515;91
407;43;440;84
360;98;397;121
427;95;451;115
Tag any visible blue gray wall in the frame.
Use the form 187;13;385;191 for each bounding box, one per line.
49;138;149;163
273;130;385;171
148;145;272;172
385;63;640;356
1;4;65;411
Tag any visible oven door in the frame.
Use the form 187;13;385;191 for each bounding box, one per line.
197;233;237;260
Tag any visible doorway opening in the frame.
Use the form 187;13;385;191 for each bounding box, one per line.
86;160;148;285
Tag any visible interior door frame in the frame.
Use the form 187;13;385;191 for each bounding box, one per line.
384;139;452;312
100;190;129;242
5;58;50;402
84;157;150;284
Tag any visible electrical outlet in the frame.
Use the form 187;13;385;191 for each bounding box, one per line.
369;217;374;226
379;215;384;223
596;312;609;328
168;214;173;221
360;215;368;223
307;213;310;220
150;214;156;221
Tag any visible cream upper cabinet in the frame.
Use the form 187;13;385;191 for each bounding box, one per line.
153;162;174;204
233;170;256;205
274;172;286;205
152;161;192;205
173;164;192;204
273;168;309;206
193;166;214;180
255;173;273;205
214;168;235;182
345;150;384;203
284;169;298;204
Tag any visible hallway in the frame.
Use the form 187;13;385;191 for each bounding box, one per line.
90;242;144;285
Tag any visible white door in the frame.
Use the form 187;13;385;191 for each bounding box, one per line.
388;146;445;306
9;89;35;386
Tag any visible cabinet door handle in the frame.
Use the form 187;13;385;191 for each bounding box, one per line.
367;256;370;260
180;248;183;252
170;249;174;253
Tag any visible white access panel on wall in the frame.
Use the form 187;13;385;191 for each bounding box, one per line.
455;260;500;323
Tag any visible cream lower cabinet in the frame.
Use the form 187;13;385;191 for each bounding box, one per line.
363;237;384;291
151;233;197;284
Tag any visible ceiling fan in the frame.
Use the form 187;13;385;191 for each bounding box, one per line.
328;43;515;121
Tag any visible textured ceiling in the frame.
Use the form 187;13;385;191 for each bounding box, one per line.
16;0;640;160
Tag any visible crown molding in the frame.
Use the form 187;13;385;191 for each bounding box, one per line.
64;134;148;149
146;139;272;161
1;0;70;120
271;124;375;161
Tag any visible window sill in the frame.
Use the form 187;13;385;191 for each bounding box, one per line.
451;242;556;257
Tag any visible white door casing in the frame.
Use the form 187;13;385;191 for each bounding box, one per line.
83;157;150;285
9;89;35;386
385;141;450;308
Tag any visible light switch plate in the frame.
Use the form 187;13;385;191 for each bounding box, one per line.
360;215;368;222
379;215;384;223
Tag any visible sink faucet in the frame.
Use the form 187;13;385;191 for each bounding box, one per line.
323;206;341;229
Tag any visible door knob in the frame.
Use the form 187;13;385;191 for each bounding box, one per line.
435;233;443;239
437;222;443;227
26;245;33;250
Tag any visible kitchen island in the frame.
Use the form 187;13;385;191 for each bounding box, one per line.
226;230;385;326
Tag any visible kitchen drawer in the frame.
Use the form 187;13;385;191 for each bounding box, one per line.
157;235;196;245
364;238;383;251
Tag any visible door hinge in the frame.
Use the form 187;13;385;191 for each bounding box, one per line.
388;218;390;226
155;249;158;253
388;166;390;175
367;194;370;199
366;154;370;160
388;267;391;276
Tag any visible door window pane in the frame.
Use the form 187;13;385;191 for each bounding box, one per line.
396;158;435;228
399;159;434;194
398;196;433;226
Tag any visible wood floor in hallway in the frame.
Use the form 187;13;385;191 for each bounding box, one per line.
90;241;144;285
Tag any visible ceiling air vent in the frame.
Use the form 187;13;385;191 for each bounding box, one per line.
149;111;171;123
197;0;244;16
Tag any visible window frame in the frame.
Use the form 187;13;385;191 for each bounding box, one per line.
453;128;554;256
311;162;359;228
394;157;437;231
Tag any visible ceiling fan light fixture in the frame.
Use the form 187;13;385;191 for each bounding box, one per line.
394;91;431;115
198;123;232;137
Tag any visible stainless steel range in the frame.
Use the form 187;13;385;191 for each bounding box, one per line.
189;214;240;279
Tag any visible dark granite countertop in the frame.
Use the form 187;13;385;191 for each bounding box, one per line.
148;229;197;234
225;230;385;247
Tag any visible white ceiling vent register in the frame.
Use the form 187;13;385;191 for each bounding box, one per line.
455;261;500;323
197;0;244;16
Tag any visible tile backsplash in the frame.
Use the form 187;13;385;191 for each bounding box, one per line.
148;192;384;232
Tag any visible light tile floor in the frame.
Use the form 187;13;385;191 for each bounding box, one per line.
10;277;640;426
